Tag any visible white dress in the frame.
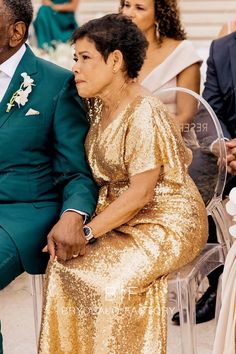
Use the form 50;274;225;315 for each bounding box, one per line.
213;240;236;354
141;40;202;114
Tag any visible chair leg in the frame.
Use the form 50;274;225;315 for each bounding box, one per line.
214;274;222;324
177;279;197;354
30;274;44;346
211;204;232;252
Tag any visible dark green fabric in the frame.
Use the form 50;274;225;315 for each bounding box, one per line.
34;0;78;49
0;227;24;289
0;46;98;274
0;227;24;354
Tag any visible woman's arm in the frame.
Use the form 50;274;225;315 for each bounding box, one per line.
42;0;79;12
87;167;160;238
175;63;201;124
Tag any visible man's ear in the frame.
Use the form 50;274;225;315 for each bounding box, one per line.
9;21;26;47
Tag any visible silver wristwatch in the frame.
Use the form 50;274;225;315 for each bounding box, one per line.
83;226;97;244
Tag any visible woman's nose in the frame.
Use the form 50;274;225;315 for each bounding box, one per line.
123;7;135;19
72;62;80;74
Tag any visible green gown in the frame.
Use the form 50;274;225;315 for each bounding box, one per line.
34;0;78;49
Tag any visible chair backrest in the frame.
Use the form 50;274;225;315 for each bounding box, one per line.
158;87;227;211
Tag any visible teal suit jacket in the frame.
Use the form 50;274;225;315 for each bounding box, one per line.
0;46;98;273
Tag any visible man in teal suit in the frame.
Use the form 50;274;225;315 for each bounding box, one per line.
0;0;98;352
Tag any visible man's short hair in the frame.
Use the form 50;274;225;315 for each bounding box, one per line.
3;0;33;39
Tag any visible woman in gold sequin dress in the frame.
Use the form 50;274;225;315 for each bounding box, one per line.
38;14;208;354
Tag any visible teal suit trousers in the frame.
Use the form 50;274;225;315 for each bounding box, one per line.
0;227;24;353
0;227;24;289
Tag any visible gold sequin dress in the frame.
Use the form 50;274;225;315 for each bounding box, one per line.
38;96;208;354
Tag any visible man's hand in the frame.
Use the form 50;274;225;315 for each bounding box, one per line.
226;139;236;174
45;212;87;262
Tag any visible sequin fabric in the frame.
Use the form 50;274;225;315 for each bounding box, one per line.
38;96;208;354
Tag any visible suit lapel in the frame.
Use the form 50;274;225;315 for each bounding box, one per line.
0;46;38;128
229;35;236;101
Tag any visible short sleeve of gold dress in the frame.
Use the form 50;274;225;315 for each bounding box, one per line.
39;96;208;354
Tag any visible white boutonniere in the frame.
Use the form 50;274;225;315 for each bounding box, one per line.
6;72;35;113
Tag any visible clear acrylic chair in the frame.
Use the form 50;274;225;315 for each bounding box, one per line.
30;273;44;344
158;87;232;354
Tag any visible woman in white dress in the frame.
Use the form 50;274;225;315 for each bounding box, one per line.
120;0;202;123
213;240;236;354
212;191;236;354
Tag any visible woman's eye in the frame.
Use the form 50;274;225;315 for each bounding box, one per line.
136;6;144;10
73;57;78;62
124;3;130;7
82;55;90;60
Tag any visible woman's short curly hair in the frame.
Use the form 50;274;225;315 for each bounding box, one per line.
120;0;186;42
71;14;148;79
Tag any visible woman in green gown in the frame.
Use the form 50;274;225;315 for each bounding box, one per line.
34;0;79;50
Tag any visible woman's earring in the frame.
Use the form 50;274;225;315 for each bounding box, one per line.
112;67;117;74
155;22;160;39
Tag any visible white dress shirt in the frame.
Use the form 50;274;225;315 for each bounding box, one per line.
0;44;88;222
0;44;26;102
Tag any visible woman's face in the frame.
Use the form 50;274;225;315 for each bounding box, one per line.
121;0;156;33
72;37;114;98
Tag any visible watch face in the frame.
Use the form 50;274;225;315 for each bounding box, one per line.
84;226;91;237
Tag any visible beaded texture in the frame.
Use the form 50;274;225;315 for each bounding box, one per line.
39;96;208;354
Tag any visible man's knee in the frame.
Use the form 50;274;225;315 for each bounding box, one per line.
0;254;23;290
0;259;23;290
0;229;24;290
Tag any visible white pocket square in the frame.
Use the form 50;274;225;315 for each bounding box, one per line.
25;108;40;116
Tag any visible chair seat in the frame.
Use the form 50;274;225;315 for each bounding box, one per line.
168;243;225;285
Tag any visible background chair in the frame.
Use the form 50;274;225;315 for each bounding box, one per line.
159;87;232;354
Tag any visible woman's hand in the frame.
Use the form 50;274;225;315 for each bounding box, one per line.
226;139;236;175
44;212;87;261
42;0;53;6
42;0;79;12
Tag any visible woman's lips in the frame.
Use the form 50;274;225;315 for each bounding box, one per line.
75;79;85;85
